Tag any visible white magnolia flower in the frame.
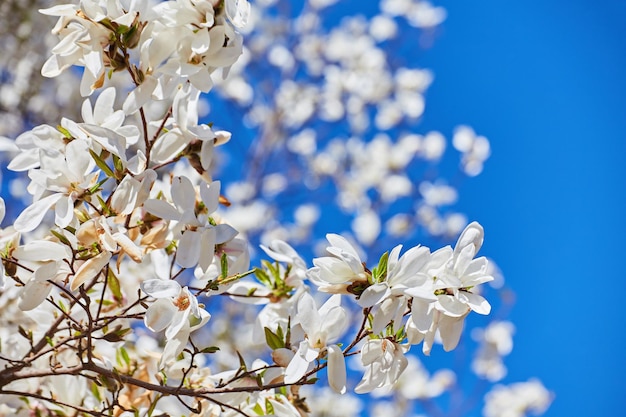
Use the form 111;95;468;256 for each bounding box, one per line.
431;221;494;317
355;338;408;394
405;222;494;354
483;379;553;417
14;139;98;233
144;176;237;271
358;243;431;307
307;234;369;293
141;279;210;366
150;83;216;169
81;87;140;147
13;240;73;310
284;293;348;394
260;239;307;284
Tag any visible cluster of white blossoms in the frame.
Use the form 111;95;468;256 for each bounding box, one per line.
0;0;552;416
207;0;487;258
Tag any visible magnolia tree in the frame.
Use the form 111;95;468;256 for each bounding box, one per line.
0;0;552;416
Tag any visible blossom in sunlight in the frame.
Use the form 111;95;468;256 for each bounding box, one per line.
483;379;553;417
141;278;210;366
472;321;515;382
307;234;369;293
13;139;98;233
144;176;235;271
14;239;73;311
406;221;494;354
284;293;348;394
0;0;549;416
358;243;431;307
355;338;408;394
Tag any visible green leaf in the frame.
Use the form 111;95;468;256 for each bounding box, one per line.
220;253;228;280
108;268;123;304
56;125;72;139
90;381;102;402
252;403;264;415
254;267;271;286
119;346;131;367
235;351;247;376
95;194;113;216
88;177;109;195
102;326;131;342
89;149;115;178
264;327;284;350
113;154;125;176
372;251;389;283
201;346;220;354
50;229;71;246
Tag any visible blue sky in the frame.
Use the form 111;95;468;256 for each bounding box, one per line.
417;1;626;416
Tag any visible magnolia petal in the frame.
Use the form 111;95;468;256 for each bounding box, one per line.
260;240;301;264
454;221;484;257
198;228;216;273
215;223;238;244
410;298;434;333
123;75;158;115
141;279;181;298
165;309;188;340
311;257;357;284
325;233;361;260
144;298;176;332
14;240;70;261
200;139;214;171
71;251;112;291
390;245;430;285
199;181;221;214
79;124;127;161
176;230;201;268
357;283;388;308
437;295;470;318
327;345;347;394
14;193;63;232
54;194;74;229
150;130;188;164
225;0;250;28
462;291;491;315
113;232;143;262
360;339;382;365
143;199;180;221
111;175;140;215
284;341;316;384
160;327;190;368
19;280;52;311
188;308;211;332
171;176;196;214
272;348;294;368
439;314;468;352
297;293;320;335
93;87;116;124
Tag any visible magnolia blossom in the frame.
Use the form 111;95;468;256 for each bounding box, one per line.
358;243;431;307
284;293;348;394
141;279;210;365
14;139;98;232
144;176;236;271
13;239;73;310
307;234;369;293
407;222;494;354
355;338;408;394
0;1;544;415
